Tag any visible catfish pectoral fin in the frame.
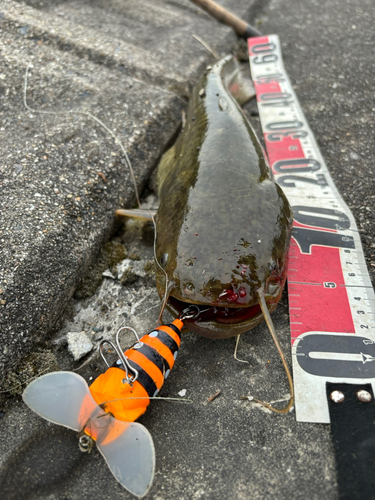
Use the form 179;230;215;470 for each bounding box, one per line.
116;209;157;220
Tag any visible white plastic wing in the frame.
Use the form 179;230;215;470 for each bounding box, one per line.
22;371;98;431
96;419;155;498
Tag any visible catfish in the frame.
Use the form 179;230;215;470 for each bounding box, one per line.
155;55;292;338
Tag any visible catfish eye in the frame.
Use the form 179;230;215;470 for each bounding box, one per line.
160;253;168;267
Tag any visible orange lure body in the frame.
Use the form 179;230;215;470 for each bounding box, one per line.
22;320;184;497
89;319;183;423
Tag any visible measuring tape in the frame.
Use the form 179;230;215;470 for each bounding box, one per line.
248;35;375;423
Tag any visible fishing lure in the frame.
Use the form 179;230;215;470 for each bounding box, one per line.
22;311;196;498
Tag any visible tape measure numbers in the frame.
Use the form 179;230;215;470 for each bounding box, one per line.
248;35;375;423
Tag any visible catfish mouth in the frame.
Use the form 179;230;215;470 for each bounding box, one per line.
167;296;271;340
169;296;262;325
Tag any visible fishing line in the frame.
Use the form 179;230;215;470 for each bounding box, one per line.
0;363;57;394
24;64;170;332
23;63;142;208
150;212;171;326
99;396;193;406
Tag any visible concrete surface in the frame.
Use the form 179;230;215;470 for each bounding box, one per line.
0;0;263;377
1;0;375;499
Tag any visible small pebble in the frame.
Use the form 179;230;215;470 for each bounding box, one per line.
102;269;116;279
67;331;93;361
350;151;360;160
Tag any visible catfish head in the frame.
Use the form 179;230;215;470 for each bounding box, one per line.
155;177;292;339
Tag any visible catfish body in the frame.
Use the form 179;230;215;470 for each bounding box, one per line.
155;56;292;338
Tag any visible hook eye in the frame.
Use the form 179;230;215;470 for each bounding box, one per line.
116;326;141;345
99;334;138;384
179;304;211;321
179;305;200;320
115;326;139;383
